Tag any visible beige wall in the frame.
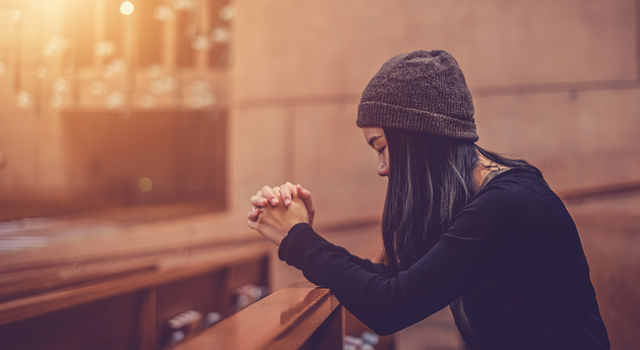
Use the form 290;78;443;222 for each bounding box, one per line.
2;1;637;220
229;0;640;220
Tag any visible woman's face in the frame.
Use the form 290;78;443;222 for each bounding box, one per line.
363;126;389;177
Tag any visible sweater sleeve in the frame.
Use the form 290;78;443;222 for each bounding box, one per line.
277;176;534;335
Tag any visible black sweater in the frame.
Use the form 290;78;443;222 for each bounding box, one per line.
278;168;610;349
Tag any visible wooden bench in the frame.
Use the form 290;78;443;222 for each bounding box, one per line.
0;207;271;350
173;280;395;350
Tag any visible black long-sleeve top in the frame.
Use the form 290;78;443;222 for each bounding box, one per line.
278;168;610;349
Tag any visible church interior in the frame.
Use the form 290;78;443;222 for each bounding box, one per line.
0;0;639;349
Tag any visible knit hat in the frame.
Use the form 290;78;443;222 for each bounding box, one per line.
357;50;478;142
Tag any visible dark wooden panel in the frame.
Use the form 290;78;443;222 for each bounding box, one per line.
155;272;225;338
229;258;269;291
60;109;227;207
0;293;138;350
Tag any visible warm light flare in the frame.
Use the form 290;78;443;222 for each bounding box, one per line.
139;177;153;192
120;1;134;15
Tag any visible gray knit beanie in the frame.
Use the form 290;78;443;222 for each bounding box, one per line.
357;50;478;142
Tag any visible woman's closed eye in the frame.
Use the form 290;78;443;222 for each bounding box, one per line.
377;146;386;155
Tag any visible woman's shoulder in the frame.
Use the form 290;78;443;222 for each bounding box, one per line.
476;166;563;215
484;166;547;191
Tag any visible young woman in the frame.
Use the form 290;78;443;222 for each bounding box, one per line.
247;50;610;349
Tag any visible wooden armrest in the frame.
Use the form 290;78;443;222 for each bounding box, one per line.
174;280;340;350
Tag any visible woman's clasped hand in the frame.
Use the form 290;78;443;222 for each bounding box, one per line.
247;182;314;246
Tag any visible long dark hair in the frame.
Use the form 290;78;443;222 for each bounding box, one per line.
381;128;538;274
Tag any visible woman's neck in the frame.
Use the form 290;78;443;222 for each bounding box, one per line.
473;152;507;188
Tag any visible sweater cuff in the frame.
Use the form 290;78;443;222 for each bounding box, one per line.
278;223;327;267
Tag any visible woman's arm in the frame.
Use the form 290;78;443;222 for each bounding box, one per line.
275;182;530;335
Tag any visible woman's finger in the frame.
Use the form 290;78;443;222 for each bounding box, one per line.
296;184;315;226
247;207;260;221
262;186;279;206
280;182;295;206
251;195;268;207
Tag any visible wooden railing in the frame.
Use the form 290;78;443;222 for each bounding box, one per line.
174;280;344;350
557;179;640;203
173;279;395;350
0;210;271;350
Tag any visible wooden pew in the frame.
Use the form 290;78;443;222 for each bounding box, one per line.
173;280;394;350
0;207;272;350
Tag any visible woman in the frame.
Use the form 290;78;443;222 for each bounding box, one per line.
247;50;609;349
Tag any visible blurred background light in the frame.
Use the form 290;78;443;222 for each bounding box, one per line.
42;36;60;56
36;66;46;78
219;5;234;21
107;59;123;74
202;92;216;106
16;92;32;109
139;177;153;192
0;62;4;76
172;0;186;10
189;80;206;93
149;80;163;94
120;1;134;16
192;35;208;50
90;81;104;96
11;10;21;22
161;77;174;91
53;78;66;93
146;64;161;78
210;27;230;43
94;41;116;57
50;94;63;108
105;91;124;109
153;6;168;20
139;94;155;109
187;95;203;109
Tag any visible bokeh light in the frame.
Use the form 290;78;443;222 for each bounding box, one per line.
219;6;235;21
210;27;230;43
94;41;116;57
192;35;208;50
139;177;153;192
172;0;187;10
146;64;161;78
51;94;63;108
36;66;46;78
53;78;66;93
16;92;32;108
139;94;155;109
105;91;124;109
90;81;104;95
153;6;167;20
11;10;21;22
120;1;134;15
